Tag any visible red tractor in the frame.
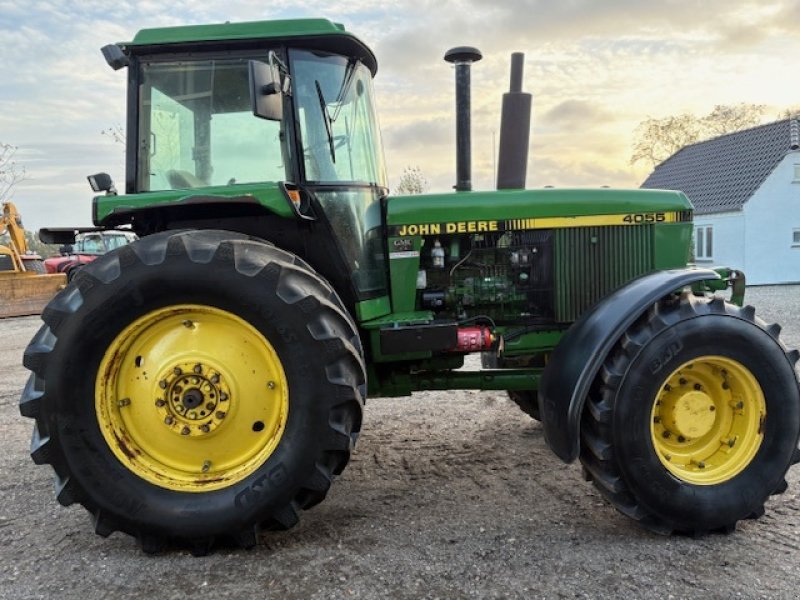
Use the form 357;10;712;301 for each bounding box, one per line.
44;230;137;281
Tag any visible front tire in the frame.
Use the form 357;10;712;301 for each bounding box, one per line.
20;230;365;553
580;293;800;534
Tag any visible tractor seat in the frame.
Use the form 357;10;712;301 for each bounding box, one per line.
166;170;206;189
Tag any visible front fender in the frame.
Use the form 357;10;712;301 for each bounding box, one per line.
540;268;719;463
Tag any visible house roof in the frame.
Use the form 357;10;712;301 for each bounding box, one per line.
641;118;799;215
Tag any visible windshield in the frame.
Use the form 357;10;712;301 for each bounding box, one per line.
76;235;105;255
290;50;386;186
137;58;286;191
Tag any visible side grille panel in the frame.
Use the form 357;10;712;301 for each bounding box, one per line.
554;225;654;322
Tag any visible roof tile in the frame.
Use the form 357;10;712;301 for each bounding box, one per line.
640;119;796;215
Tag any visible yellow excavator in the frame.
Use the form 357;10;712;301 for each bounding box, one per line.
0;201;65;318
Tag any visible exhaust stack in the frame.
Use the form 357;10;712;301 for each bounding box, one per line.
444;46;482;192
497;52;532;190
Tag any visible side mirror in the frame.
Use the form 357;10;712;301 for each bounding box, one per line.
249;54;284;121
88;172;117;195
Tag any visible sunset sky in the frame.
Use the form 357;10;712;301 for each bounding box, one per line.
1;0;798;229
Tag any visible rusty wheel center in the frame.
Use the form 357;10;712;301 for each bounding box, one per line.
154;361;232;437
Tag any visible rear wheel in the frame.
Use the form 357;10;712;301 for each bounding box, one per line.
20;230;365;553
507;391;540;421
65;263;83;282
580;293;800;534
482;352;541;421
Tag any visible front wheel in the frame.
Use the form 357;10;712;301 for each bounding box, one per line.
20;230;365;553
580;293;800;534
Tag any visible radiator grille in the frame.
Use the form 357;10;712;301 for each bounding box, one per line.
554;225;654;322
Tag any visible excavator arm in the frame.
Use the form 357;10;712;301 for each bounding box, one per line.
0;202;29;271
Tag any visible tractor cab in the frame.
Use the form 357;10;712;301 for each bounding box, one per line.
96;19;388;303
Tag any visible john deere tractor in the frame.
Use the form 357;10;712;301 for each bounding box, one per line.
21;19;800;554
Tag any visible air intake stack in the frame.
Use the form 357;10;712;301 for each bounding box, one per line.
445;46;482;192
497;53;532;189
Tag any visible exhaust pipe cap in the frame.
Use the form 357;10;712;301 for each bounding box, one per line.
444;46;483;64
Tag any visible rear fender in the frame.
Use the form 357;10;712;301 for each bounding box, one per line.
540;268;720;463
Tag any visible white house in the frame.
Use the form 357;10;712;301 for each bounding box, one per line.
641;118;800;285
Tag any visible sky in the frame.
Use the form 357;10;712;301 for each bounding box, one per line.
1;0;799;229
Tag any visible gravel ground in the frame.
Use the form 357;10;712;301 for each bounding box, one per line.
1;286;799;599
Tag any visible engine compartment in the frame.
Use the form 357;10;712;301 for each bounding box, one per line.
416;230;555;324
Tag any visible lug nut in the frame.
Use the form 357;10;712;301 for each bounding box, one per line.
677;435;686;443
722;382;730;390
181;426;191;435
663;384;671;392
117;398;131;407
202;460;211;473
159;380;168;389
155;399;166;407
653;416;661;424
211;374;220;384
216;411;226;419
206;402;215;411
183;320;194;328
173;367;182;376
164;416;174;425
662;431;671;438
267;381;276;390
219;392;228;401
694;384;703;391
679;378;688;386
194;364;203;374
199;424;210;433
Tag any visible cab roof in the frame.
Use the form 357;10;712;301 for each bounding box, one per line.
123;18;378;74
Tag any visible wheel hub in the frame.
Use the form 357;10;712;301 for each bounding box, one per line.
661;389;716;440
95;304;290;492
154;361;231;437
651;356;766;485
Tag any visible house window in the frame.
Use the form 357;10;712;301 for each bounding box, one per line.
695;225;713;260
793;228;800;247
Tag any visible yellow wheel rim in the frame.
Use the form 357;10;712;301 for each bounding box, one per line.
96;305;289;492
650;355;765;485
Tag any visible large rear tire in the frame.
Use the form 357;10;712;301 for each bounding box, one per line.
580;293;800;534
20;230;365;554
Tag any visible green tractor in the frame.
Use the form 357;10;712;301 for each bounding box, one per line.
22;18;800;554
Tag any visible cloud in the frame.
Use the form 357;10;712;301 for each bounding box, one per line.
1;0;799;228
540;100;614;127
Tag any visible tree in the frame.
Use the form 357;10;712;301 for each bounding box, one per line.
23;230;60;258
394;166;429;195
0;143;26;201
101;124;126;146
631;103;765;169
701;104;765;136
631;114;703;169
